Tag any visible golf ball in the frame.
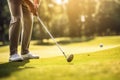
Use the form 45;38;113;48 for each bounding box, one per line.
100;43;103;47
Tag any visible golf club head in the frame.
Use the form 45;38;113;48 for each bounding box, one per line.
67;54;74;62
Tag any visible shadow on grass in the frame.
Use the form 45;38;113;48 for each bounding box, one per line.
0;60;33;78
34;36;94;45
34;42;54;46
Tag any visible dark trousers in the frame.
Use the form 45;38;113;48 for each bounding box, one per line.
7;0;33;55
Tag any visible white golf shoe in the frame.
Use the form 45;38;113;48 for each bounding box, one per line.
22;52;39;60
9;53;23;62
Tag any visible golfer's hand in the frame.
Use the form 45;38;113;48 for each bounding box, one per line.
24;0;38;16
29;4;38;16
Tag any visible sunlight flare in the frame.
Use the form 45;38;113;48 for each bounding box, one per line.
53;0;68;5
81;15;85;22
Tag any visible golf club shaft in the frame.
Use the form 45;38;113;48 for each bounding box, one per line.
37;16;67;58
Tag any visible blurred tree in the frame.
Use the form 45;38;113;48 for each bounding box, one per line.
95;0;120;35
67;0;82;37
83;0;97;37
67;0;97;37
32;0;51;43
50;2;69;37
1;0;120;45
0;0;10;45
33;0;69;43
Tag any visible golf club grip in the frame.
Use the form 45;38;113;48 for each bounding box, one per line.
37;16;67;58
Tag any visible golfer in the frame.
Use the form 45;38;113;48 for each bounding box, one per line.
8;0;40;62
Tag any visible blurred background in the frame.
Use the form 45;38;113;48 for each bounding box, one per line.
0;0;120;45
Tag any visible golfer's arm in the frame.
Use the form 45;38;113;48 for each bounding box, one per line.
23;0;34;8
23;0;41;7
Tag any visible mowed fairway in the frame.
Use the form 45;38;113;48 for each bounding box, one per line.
0;36;120;80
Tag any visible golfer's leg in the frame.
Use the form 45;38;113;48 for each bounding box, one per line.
21;4;33;55
8;0;22;55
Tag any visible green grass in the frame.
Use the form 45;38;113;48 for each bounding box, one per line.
0;36;120;80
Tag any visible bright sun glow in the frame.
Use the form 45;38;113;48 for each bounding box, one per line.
54;0;68;5
81;15;85;22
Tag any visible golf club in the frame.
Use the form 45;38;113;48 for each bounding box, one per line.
37;16;74;62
